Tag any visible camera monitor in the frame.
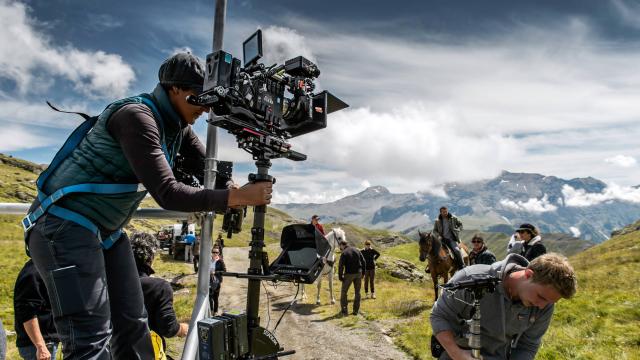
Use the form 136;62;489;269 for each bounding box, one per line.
243;29;263;66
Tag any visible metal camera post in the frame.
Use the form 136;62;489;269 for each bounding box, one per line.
439;275;501;359
181;0;226;358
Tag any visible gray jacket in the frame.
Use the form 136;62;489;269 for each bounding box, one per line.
433;214;463;243
430;254;554;360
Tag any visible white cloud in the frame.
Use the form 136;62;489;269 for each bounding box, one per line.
562;184;640;207
499;194;558;213
605;154;637;168
0;124;58;152
291;104;521;192
569;226;581;237
0;0;134;98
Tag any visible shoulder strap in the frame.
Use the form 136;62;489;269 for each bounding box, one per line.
136;96;180;167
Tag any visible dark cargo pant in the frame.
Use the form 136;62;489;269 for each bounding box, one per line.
364;269;376;294
27;214;154;359
340;273;362;315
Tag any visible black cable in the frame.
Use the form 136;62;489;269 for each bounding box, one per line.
272;281;300;334
262;280;271;329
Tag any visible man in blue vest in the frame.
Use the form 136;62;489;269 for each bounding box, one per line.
25;52;273;359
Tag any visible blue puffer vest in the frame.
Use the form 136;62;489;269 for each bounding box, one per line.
35;84;183;234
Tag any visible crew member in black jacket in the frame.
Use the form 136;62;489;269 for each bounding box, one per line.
131;232;188;356
338;240;366;316
516;223;547;261
361;240;381;299
13;260;59;360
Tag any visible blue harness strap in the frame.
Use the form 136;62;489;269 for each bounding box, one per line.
23;97;172;250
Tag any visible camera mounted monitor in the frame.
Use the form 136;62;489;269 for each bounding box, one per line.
243;29;262;66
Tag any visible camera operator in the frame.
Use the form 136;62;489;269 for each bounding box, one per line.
25;52;273;359
430;253;577;360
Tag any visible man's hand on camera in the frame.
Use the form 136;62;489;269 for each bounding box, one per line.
228;181;273;207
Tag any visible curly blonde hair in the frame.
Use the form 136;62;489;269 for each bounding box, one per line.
528;253;577;299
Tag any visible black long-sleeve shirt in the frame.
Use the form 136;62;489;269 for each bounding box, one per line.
13;260;59;347
108;104;228;212
338;246;366;279
361;248;380;270
139;268;180;338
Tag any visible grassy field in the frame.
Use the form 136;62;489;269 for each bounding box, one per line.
302;225;640;360
1;154;638;359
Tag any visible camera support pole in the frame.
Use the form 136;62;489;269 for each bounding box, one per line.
182;0;227;359
246;158;273;336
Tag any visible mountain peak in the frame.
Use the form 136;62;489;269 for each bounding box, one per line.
347;186;391;199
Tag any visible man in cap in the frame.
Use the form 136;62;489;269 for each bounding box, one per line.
26;52;273;359
311;214;326;236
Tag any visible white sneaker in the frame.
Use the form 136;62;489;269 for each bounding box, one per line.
372;293;376;299
365;293;369;299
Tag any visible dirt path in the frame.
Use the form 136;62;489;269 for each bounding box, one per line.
216;247;412;360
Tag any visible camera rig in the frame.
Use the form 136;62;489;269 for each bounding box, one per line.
188;29;348;161
192;29;348;360
434;274;501;359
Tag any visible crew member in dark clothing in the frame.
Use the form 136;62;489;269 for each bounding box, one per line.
468;234;497;265
209;247;227;315
215;232;225;257
517;223;547;261
131;232;187;358
361;240;381;299
338;240;366;316
25;52;273;358
13;260;59;360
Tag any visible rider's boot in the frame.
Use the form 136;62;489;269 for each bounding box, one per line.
452;247;465;270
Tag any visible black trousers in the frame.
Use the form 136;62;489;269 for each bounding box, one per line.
27;214;153;359
209;287;221;314
364;269;376;293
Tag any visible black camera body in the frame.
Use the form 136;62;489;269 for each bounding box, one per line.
173;157;245;236
189;29;348;161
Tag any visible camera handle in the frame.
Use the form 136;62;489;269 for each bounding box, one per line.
243;157;295;359
440;276;499;359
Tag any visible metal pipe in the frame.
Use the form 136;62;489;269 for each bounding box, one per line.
182;1;227;359
0;203;190;220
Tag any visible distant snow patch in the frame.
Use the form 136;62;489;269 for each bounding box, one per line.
569;226;581;237
500;194;558;213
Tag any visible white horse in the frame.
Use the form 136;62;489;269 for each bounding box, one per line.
300;228;345;305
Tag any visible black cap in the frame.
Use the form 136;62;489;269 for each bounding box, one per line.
311;215;320;220
516;223;536;233
158;52;205;93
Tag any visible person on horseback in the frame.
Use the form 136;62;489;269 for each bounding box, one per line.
433;206;466;270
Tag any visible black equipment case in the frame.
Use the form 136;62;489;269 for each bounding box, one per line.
268;224;331;283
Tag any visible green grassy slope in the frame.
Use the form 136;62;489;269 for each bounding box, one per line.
383;222;640;359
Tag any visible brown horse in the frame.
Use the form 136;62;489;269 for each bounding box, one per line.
418;230;469;301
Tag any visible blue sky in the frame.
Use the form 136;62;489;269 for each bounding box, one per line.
2;0;640;204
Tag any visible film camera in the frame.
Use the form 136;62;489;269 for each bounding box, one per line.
188;29;348;161
193;29;348;360
173;156;245;238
